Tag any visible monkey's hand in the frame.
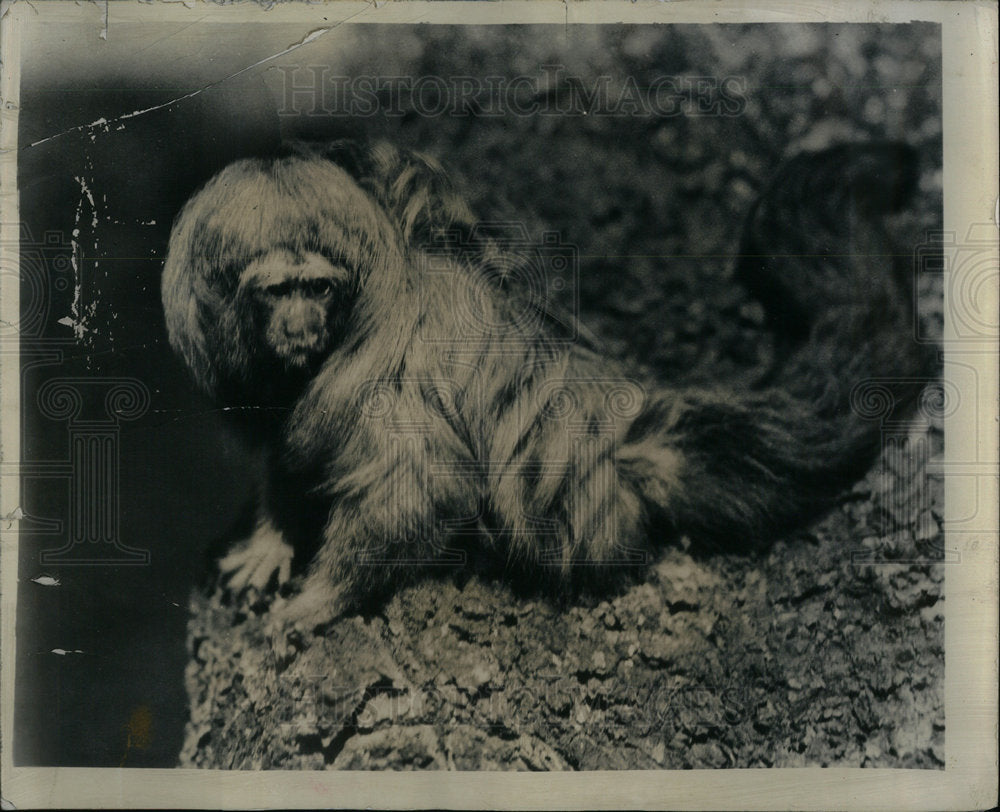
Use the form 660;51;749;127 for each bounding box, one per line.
265;576;346;659
218;517;294;594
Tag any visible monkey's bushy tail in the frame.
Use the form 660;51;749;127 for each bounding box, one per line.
628;142;931;545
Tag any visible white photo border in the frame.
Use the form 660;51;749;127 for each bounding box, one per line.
1;1;996;809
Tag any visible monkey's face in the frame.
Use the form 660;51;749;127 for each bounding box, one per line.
162;153;406;403
240;249;351;372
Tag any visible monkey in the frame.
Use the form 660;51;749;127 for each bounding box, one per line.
161;138;929;640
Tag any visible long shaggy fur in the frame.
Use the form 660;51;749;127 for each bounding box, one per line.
162;139;927;619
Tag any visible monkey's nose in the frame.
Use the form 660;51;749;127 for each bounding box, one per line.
284;315;328;346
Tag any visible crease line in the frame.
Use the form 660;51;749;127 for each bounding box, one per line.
27;10;372;149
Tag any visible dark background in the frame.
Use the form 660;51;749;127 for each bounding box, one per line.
15;23;941;766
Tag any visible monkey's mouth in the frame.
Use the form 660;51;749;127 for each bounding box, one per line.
274;343;326;369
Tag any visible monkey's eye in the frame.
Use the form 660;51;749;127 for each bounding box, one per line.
306;278;334;297
264;281;292;297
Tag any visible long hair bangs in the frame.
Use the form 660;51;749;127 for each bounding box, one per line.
180;157;397;292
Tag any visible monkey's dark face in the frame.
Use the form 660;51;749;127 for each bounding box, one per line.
240;249;351;372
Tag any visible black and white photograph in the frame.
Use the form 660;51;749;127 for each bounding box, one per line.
1;2;996;809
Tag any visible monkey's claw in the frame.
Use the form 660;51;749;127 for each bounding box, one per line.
218;520;294;595
265;578;346;657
